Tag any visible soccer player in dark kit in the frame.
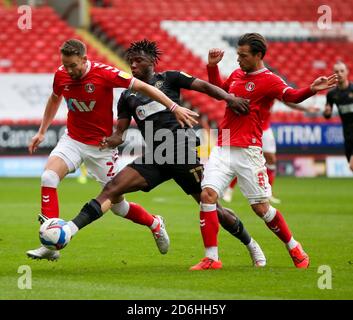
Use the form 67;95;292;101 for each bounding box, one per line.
66;39;266;268
324;61;353;172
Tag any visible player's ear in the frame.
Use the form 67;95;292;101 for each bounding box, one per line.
82;55;88;64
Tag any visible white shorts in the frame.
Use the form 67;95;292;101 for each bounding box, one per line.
201;146;272;204
262;127;276;154
50;133;119;186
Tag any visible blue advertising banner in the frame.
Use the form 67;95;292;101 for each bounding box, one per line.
272;123;344;147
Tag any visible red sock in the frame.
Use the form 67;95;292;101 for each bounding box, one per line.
266;210;292;243
229;177;237;188
200;204;219;247
266;167;276;186
41;186;59;219
125;202;155;227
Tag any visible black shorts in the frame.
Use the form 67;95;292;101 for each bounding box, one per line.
128;157;203;195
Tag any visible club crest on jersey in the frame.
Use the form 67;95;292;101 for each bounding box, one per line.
155;81;164;89
245;82;255;91
85;83;95;93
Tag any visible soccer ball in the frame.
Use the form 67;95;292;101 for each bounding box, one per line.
39;218;72;250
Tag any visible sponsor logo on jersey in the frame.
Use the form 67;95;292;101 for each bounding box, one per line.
85;83;95;93
66;98;96;112
155;80;164;89
180;71;193;78
64;85;70;91
245;82;255;91
135;101;166;120
118;71;132;79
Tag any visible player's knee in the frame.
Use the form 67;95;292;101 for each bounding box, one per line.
201;188;218;204
41;170;60;188
259;205;277;222
251;202;271;218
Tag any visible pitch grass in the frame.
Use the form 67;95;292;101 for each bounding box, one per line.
0;177;352;300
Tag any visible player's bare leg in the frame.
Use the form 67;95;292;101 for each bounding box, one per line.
67;166;170;254
252;201;309;268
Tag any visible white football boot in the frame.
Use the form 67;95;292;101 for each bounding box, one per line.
27;246;60;261
247;238;266;267
151;215;170;254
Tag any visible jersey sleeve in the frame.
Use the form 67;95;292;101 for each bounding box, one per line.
117;92;131;120
100;66;135;89
166;71;195;89
207;65;231;91
52;71;63;97
267;73;291;100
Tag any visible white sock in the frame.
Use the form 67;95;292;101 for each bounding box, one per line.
246;238;255;250
149;217;159;230
205;246;218;261
67;221;79;237
286;237;298;250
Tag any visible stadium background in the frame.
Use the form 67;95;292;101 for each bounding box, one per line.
1;0;353;178
0;0;353;302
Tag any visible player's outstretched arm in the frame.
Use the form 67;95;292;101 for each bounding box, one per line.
190;78;249;115
100;118;131;150
132;78;199;128
282;74;338;104
284;102;320;113
28;93;62;154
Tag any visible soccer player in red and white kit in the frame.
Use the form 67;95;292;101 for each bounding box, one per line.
26;39;198;260
223;101;320;204
190;33;337;270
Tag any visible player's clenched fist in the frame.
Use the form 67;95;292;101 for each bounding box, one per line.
208;49;225;66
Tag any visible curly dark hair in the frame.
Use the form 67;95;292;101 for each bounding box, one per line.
126;39;162;65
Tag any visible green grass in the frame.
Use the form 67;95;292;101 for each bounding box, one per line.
0;177;352;300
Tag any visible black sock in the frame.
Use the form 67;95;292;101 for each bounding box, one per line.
218;207;251;245
71;199;103;230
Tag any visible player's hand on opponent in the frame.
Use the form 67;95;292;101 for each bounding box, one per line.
310;74;338;93
208;48;225;66
173;106;199;128
226;94;250;115
28;132;45;154
99;134;124;150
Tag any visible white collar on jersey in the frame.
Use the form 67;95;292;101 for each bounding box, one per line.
80;60;92;79
246;67;268;75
